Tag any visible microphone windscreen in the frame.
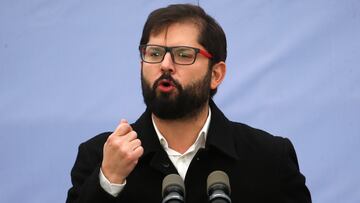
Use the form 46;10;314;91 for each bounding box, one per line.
162;174;185;197
207;170;231;194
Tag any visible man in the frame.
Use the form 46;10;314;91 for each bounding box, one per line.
66;4;311;203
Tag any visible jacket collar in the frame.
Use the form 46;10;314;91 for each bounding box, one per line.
131;99;240;160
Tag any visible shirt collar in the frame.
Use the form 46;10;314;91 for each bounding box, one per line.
151;107;211;153
132;99;239;160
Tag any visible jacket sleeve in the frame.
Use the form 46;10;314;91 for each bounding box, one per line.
66;142;118;203
279;138;312;203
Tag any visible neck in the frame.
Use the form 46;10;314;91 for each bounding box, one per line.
152;102;209;154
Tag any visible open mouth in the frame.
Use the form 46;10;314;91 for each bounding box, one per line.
160;80;173;87
158;79;175;92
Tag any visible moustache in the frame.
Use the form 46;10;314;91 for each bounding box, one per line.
152;73;181;90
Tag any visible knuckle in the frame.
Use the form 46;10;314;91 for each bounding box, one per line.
108;139;121;148
124;151;134;160
129;131;137;138
136;146;144;157
118;145;128;154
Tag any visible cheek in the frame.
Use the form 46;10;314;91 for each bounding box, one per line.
184;68;207;84
142;66;159;85
142;64;154;76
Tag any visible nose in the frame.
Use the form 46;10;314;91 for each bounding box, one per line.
160;52;176;73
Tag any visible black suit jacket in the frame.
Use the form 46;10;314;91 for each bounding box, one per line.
66;100;311;203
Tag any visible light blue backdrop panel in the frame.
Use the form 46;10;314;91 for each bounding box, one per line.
1;0;359;202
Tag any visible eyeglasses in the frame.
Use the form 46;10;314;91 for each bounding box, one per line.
139;44;213;65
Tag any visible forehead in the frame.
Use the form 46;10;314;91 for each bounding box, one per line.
148;22;202;47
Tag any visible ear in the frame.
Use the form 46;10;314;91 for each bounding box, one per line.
140;61;144;72
210;61;226;90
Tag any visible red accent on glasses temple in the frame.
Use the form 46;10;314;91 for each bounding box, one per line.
199;49;213;59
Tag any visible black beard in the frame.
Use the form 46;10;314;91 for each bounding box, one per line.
141;70;212;120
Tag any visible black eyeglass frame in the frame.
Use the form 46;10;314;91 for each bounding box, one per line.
139;44;213;65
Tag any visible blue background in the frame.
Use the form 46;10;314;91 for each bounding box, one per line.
1;0;359;202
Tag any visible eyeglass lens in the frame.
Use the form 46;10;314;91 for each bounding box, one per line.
142;45;196;65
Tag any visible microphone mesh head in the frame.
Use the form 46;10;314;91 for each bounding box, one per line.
207;170;231;194
162;174;185;197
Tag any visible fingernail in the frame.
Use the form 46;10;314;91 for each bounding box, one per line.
120;119;128;123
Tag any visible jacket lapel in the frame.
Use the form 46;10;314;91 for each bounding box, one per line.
132;108;178;175
206;100;240;160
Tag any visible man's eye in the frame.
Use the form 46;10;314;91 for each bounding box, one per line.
147;50;163;57
179;52;191;58
149;51;160;56
176;50;194;58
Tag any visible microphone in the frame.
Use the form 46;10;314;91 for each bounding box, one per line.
207;171;232;203
162;174;185;203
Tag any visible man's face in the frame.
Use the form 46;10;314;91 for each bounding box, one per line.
141;22;213;120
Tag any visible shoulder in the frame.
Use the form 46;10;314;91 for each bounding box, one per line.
70;132;113;174
83;131;112;145
209;100;292;156
79;131;112;154
227;121;292;156
228;120;286;141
